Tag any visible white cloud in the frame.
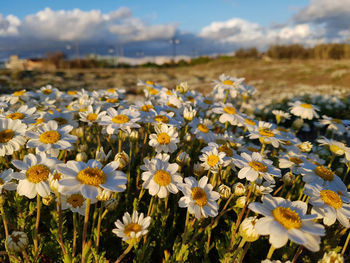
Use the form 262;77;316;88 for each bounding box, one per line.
293;0;350;39
0;14;20;36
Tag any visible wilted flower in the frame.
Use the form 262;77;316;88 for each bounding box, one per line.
7;231;28;253
318;250;344;263
114;151;129;169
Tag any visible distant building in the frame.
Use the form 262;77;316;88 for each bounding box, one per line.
5;55;56;70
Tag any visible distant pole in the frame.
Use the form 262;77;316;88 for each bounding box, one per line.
170;37;180;61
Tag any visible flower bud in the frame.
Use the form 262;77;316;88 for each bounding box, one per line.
105;198;118;211
42;194;55;206
176;152;190;166
297;141;312;153
72;127;84;137
96;147;112;163
239;216;259;242
76;152;88;162
292;118;304;130
97;189;112;201
282;172;295;185
7;231;28;253
233;182;246;196
129;130;139;141
318;251;344;263
193;162;205;177
218;184;231;199
235;196;247;208
114;151;129;169
77;144;88;152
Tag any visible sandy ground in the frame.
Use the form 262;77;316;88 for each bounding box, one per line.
1;58;350;96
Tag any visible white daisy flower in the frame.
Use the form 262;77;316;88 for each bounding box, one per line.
278;151;308;175
112;211;151;244
199;146;226;173
300;162;347;192
26;120;77;153
248;121;283;148
79;105;106;126
318;115;347;135
213;74;245;99
0;118;27;157
272;110;291;124
190;118;215;143
148;124;179;153
11;152;58;198
178;176;220;219
304;184;350;228
233;152;281;183
289;101;319;120
43;108;78;127
0;168;17;193
183;105;197;122
249;194;325;251
141;155;182;198
6;231;28;253
2;105;37;124
100;107;140;135
61;192;96;215
57;159;127;199
212;103;244;126
317;137;350;158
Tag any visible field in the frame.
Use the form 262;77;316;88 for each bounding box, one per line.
1;58;350;96
0;58;350;263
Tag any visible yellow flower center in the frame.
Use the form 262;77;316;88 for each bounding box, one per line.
13;90;26;96
87;113;98;122
219;145;233;157
146;80;155;86
124;223;142;237
245;119;256;126
223;106;236;115
314;166;334;181
154;115;169;123
112;115;130;124
34;118;45;125
149;88;159;95
203;99;212;104
329;144;344;155
249;161;268;172
320;190;343;209
187;96;195;103
222;80;234;85
157;133;171;145
289;157;303;165
6;112;25;120
166;90;173;95
300;103;312;109
282;140;292;146
197;124;209;133
53;117;68;125
77;167;106;186
141;105;154;112
107;88;116;93
53;172;62;181
259;128;275;137
67;90;77;95
247;147;259;152
272;207;302;229
331;118;342;124
67;193;85;208
42;89;52;95
0;129;15;143
26;164;50;183
207;154;219;167
191;187;208;206
39;131;61;144
153;170;172;186
106;98;119;103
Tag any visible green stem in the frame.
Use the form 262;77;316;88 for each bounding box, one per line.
72;213;77;257
342;229;350;255
81;198;91;263
56;193;66;255
266;245;275;260
115;243;133;263
0;203;9;239
34;194;41;260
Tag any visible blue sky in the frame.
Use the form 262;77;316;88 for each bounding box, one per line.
1;0;308;32
0;0;349;58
